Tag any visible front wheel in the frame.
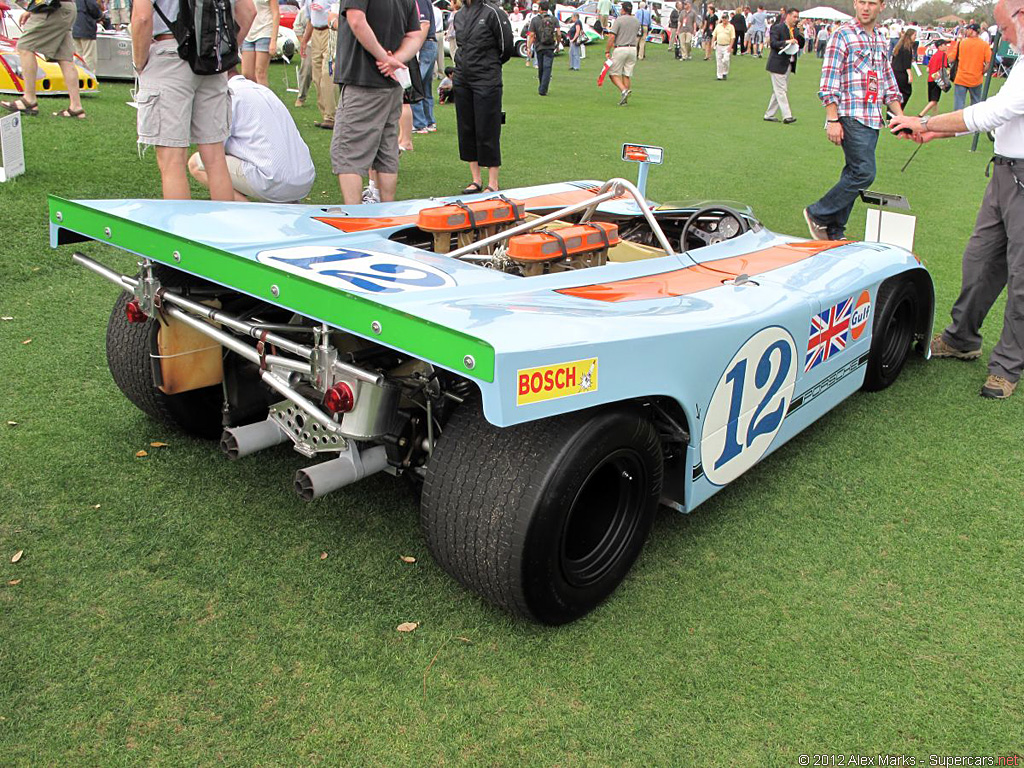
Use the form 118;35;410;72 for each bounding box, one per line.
862;279;918;391
516;39;529;58
421;404;663;624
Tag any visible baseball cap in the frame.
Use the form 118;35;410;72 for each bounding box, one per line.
967;22;981;31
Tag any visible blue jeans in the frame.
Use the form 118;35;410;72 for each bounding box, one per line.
536;49;554;94
569;42;581;69
412;38;437;129
807;117;879;240
953;83;982;111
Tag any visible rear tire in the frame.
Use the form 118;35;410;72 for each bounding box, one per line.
862;279;918;392
421;404;663;624
106;291;224;439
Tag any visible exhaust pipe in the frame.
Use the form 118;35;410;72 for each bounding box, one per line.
294;444;389;501
220;420;289;460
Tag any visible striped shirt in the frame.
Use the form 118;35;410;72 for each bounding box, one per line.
818;21;901;129
224;77;316;203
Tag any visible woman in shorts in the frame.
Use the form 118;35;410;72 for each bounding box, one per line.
242;0;280;86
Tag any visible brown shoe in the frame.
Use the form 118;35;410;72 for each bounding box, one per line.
929;335;982;360
981;375;1017;399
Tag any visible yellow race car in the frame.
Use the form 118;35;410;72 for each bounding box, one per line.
1;3;98;96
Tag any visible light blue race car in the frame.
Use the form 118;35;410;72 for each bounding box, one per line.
49;174;933;624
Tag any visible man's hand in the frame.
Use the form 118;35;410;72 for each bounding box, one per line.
888;114;920;135
376;52;405;78
19;11;30;25
826;121;843;146
300;40;307;57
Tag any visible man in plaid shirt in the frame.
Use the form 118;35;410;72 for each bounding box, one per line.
804;0;903;241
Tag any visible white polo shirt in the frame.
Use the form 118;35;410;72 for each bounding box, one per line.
963;57;1024;159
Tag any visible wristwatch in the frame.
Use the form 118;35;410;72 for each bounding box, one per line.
919;116;930;131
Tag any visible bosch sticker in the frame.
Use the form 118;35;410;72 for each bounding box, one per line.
516;358;597;406
255;246;456;294
850;290;872;341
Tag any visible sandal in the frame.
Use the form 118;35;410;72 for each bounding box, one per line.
461;182;483;194
53;108;86;119
482;186;499;193
1;98;39;116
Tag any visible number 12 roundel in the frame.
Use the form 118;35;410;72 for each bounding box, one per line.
701;327;798;486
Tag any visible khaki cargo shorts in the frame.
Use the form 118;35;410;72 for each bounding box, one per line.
136;40;231;148
17;3;76;62
330;83;402;176
609;46;637;78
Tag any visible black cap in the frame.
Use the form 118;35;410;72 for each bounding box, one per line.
967;22;981;31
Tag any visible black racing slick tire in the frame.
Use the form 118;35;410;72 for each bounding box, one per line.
106;291;224;439
421;404;664;625
862;278;919;392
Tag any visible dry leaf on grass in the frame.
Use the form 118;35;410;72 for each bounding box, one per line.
150;441;169;448
320;552;328;560
91;504;101;509
11;550;24;563
400;555;416;563
6;421;17;427
396;622;419;633
135;450;148;458
1;316;13;321
7;579;21;586
21;339;32;345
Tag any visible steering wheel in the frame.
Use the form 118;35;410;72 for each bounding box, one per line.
679;206;750;252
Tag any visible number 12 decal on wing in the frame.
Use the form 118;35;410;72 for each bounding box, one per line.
701;327;798;486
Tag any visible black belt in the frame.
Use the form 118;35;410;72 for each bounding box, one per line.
992;155;1022;166
313;25;328;30
614;45;634;48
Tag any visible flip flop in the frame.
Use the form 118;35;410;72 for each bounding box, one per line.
1;98;39;116
461;182;483;194
53;108;86;119
482;186;499;193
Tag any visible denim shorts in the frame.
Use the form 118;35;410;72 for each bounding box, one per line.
241;37;272;53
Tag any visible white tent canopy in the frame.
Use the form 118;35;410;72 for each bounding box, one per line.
801;6;853;21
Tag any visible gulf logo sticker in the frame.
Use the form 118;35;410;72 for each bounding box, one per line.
850;290;872;341
516;358;597;406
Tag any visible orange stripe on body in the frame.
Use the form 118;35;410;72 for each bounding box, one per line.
558;241;850;303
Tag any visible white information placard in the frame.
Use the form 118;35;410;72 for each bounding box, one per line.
0;112;26;182
865;209;916;252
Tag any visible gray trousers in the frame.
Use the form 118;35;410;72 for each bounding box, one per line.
942;162;1024;382
764;71;792;119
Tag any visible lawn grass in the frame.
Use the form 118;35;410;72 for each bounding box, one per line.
1;49;1022;765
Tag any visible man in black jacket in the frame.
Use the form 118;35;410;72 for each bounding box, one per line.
763;7;803;124
452;0;514;192
72;0;102;73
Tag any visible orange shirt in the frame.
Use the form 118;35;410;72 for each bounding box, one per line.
951;36;992;88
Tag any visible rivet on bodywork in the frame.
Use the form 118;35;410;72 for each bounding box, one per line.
371;321;382;335
104;227;111;238
463;355;476;370
270;284;280;297
55;212;63;222
172;251;181;263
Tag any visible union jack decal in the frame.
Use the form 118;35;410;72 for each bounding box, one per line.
805;297;852;372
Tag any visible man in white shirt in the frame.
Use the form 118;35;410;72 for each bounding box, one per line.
890;0;1024;399
188;74;316;202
